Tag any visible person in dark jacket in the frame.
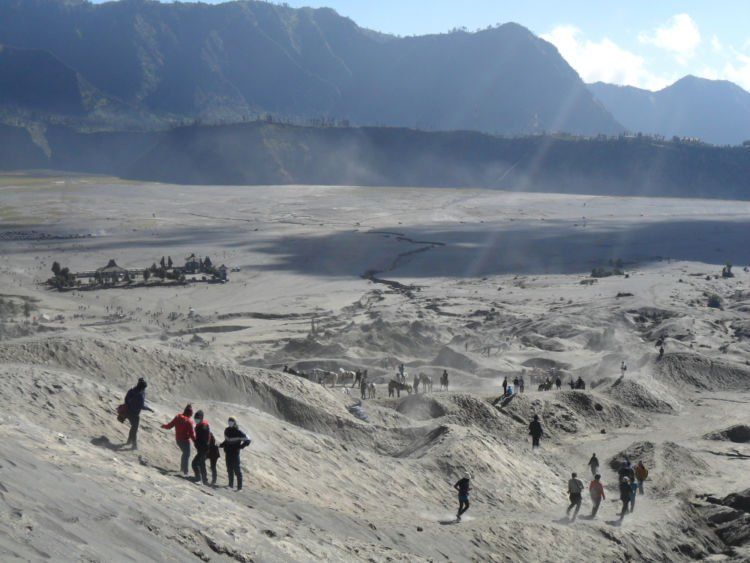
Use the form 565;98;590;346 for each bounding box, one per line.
529;414;543;449
207;432;221;486
618;477;632;519
161;404;195;475
454;473;471;522
124;378;153;450
191;410;211;485
220;416;251;491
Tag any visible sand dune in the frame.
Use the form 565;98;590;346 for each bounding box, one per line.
0;178;749;561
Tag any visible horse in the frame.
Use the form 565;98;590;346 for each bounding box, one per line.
388;379;412;398
320;371;338;388
537;381;552;392
419;373;433;393
367;382;376;399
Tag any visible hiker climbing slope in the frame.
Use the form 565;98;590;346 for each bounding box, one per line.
123;377;153;450
529;414;543;449
220;416;251;491
161;404;196;475
454;473;471;522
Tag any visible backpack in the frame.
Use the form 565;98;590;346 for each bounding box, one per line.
116;403;128;423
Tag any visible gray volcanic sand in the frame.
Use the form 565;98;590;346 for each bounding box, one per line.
0;176;749;561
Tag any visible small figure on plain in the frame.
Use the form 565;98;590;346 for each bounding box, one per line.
519;375;525;394
220;416;251;491
123;377;154;450
161;403;196;475
555;375;562;390
566;472;584;521
659;345;664;360
502;377;508;396
588;453;600;477
529;414;543;449
635;461;648;494
618;477;631;519
620;361;627;377
589;474;605;518
441;369;449;391
399;363;405;378
191;410;211;485
454;473;471;522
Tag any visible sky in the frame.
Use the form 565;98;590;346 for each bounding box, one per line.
91;1;750;91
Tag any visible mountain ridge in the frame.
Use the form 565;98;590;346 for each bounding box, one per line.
589;76;750;145
0;0;621;135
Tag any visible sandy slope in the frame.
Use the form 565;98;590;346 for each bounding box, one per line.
0;177;749;561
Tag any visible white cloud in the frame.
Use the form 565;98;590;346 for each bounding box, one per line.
711;35;723;53
720;51;750;91
638;14;701;64
542;25;671;90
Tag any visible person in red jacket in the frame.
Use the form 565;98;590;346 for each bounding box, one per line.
589;474;605;518
162;404;196;475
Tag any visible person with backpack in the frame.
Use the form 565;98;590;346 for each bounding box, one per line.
588;453;600;476
634;461;649;494
161;404;195;475
618;477;632;519
529;414;543;449
220;416;251;491
123;378;153;450
207;432;221;486
191;410;211;485
588;474;605;518
454;473;471;522
566;472;584;520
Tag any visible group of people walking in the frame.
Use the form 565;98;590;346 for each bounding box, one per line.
120;379;252;490
566;454;649;521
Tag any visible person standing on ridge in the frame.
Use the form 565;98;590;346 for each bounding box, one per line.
454;473;471;522
620;361;627;377
635;461;649;494
529;414;543;449
519;374;525;394
566;472;584;520
161;404;196;475
555;375;562;390
191;410;211;485
220;416;251;491
589;474;605;518
588;453;600;477
123;377;153;450
502;377;508;396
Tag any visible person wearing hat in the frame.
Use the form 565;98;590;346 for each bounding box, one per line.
453;472;472;522
220;416;251;491
123;377;153;450
162;404;196;475
191;410;211;485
